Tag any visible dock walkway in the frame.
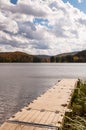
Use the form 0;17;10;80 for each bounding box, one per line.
0;79;78;130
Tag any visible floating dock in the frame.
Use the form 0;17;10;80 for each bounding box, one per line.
0;79;78;130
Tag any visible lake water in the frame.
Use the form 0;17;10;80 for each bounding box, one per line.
0;63;86;125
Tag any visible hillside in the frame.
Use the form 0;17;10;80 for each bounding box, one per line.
53;50;86;62
0;51;41;62
0;50;86;62
56;51;78;57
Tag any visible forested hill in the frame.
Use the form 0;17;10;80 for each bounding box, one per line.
52;50;86;62
0;51;50;62
0;50;86;62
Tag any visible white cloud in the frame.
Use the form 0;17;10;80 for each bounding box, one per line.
77;0;84;3
0;0;86;55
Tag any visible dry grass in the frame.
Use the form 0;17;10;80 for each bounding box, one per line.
63;79;86;130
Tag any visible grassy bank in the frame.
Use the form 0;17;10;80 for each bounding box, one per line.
63;80;86;130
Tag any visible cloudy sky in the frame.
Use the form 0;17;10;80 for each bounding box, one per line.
0;0;86;55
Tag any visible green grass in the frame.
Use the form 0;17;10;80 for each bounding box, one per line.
63;79;86;130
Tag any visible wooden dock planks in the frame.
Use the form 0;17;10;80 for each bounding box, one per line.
0;79;78;130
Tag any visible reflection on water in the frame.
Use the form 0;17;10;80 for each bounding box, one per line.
0;63;86;125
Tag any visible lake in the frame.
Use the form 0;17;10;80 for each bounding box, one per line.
0;63;86;125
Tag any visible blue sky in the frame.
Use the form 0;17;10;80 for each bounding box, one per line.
10;0;17;4
63;0;86;13
11;0;86;14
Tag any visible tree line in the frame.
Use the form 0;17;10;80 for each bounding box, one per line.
0;50;86;63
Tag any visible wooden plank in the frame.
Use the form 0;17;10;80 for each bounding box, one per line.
0;123;14;130
8;110;37;130
30;110;46;124
10;109;28;120
18;109;37;121
39;112;51;124
23;110;40;122
44;112;55;125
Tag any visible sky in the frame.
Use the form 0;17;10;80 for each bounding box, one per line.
0;0;86;55
63;0;86;13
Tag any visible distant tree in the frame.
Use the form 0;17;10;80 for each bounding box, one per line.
61;56;67;62
56;57;61;62
73;56;79;62
33;57;41;62
66;55;73;62
41;58;50;62
50;56;56;62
